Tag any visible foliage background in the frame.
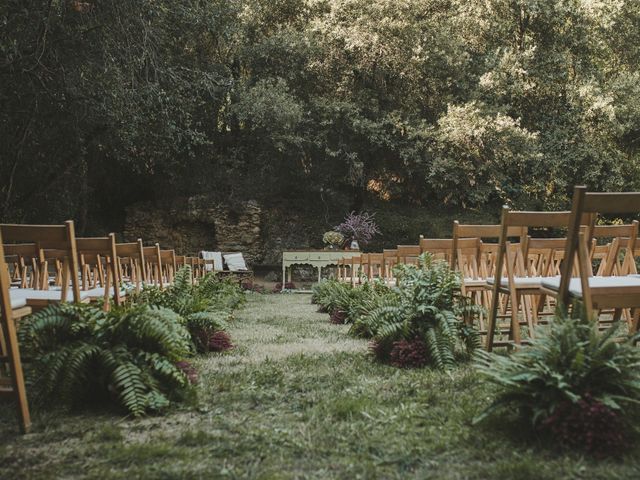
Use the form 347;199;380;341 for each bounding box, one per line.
2;0;639;238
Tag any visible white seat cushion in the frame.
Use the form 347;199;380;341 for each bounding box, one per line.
200;251;223;271
212;252;223;271
10;296;27;309
84;287;127;299
541;275;640;297
223;253;248;272
10;288;91;302
486;276;549;289
463;278;488;287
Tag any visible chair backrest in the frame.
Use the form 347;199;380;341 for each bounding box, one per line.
382;249;397;279
419;238;453;262
396;245;421;265
523;237;567;277
360;253;370;280
3;243;39;288
451;222;528;271
77;234;121;306
0;221;81;303
590;223;638;276
559;187;640;308
116;239;146;291
349;254;362;285
454;238;482;279
142;243;163;289
0;234;31;433
160;249;177;283
367;253;384;280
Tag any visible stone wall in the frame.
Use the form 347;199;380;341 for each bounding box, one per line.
123;196;263;263
123;196;495;267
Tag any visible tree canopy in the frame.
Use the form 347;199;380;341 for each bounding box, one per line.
2;0;639;231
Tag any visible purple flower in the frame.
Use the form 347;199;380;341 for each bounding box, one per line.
334;211;381;245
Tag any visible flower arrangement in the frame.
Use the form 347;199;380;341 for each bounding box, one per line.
334;211;381;246
322;230;345;247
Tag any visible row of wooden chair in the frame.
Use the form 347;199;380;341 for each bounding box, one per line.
337;187;640;353
0;220;216;434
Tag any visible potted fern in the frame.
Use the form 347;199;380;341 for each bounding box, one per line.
356;253;482;369
475;306;640;457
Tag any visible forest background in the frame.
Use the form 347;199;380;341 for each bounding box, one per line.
2;0;639;258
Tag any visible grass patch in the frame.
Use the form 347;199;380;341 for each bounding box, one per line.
0;294;638;479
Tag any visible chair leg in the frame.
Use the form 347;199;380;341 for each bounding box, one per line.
631;308;639;335
0;316;31;433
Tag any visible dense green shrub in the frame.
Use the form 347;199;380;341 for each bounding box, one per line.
132;266;243;353
6;1;640;236
355;254;482;369
475;307;640;456
19;303;193;416
314;255;481;369
312;279;393;326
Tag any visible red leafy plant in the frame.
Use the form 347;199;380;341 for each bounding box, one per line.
194;328;233;353
208;330;233;352
175;360;198;385
389;338;429;368
242;282;266;293
540;394;627;458
368;340;389;361
330;309;347;324
274;282;297;292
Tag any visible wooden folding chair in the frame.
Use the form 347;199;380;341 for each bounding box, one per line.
143;244;164;289
419;238;453;263
367;253;384;281
1;222;84;308
0;235;31;433
348;255;362;286
485;210;573;350
76;235;122;309
3;244;39;289
116;239;146;293
396;245;421;266
159;249;177;286
337;256;352;283
451;223;528;324
359;254;370;284
382;249;397;283
543;187;640;334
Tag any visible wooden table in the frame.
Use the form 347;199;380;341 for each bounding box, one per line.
281;250;360;291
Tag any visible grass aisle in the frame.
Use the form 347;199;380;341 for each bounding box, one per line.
1;294;639;479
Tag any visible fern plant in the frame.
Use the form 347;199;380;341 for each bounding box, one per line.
357;253;482;369
312;279;393;326
19;303;193;416
475;306;640;455
131;266;243;352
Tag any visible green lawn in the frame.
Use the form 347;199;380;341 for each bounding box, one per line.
1;294;639;479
